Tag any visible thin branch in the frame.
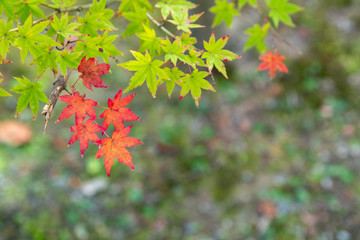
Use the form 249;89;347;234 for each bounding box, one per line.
270;27;302;55
9;3;93;33
147;12;175;38
40;2;58;10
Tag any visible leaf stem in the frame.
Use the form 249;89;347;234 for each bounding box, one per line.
71;77;81;88
94;120;110;138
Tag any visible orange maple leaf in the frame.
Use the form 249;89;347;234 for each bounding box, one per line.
57;90;98;124
77;57;110;91
100;89;140;131
257;51;288;78
96;125;142;177
68;119;103;157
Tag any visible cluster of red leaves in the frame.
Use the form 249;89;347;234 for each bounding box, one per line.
257;50;288;78
58;57;141;177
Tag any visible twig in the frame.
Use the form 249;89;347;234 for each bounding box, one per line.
9;3;93;33
146;12;175;38
270;27;302;55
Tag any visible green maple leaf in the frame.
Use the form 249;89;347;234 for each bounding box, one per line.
32;47;60;75
74;32;122;62
121;7;150;37
161;38;186;65
0;73;11;97
57;49;82;75
13;15;60;62
0;20;17;59
10;76;49;117
155;0;196;20
238;0;257;9
181;49;206;68
267;0;302;28
243;23;270;53
78;12;101;37
119;50;168;97
50;13;82;40
89;0;115;30
0;0;16;19
168;11;204;33
163;67;184;98
210;0;239;27
118;0;152;13
78;1;115;38
136;24;162;55
15;0;45;24
179;69;215;108
202;32;240;79
179;32;197;48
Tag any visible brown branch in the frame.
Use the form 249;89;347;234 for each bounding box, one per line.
41;69;72;133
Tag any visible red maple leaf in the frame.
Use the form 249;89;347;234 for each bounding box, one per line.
57;90;98;124
100;89;140;131
68;119;103;157
257;51;288;78
95;125;142;177
77;56;110;91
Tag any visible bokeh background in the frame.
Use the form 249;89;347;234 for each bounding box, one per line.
1;0;360;239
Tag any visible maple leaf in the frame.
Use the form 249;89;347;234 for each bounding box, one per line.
118;50;168;97
267;0;302;28
136;24;162;55
257;51;288;78
77;56;110;91
244;23;270;53
155;0;196;20
202;32;240;79
161;38;187;65
96;125;142;177
179;69;215;108
168;10;204;33
163;67;184;98
10;76;49;118
57;90;98;124
68;119;103;157
210;0;239;27
100;89;140;131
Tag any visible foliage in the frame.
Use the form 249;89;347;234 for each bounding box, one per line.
257;50;288;78
0;0;301;176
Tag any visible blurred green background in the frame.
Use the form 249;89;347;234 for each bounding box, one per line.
1;0;360;239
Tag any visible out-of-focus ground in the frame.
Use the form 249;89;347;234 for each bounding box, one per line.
1;0;360;239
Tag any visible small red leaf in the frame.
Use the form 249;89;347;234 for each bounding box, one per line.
57;90;98;124
68;119;103;157
99;89;140;131
96;125;142;177
257;51;288;78
77;57;110;91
